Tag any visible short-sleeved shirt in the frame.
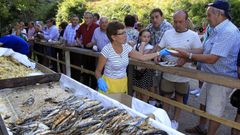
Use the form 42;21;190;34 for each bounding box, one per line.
101;43;133;79
76;23;99;48
63;23;80;45
27;27;35;39
146;19;173;46
201;19;240;78
126;27;139;45
237;49;240;67
91;27;110;51
0;35;29;55
133;43;153;51
159;29;202;82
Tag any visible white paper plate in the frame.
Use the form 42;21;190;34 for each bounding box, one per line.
159;61;177;67
167;49;178;54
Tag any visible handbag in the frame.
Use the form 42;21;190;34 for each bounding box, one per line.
134;69;147;80
230;89;240;109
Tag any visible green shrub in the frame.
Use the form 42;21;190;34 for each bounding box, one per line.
86;0;239;28
56;0;87;24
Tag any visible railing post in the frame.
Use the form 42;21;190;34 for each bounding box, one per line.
128;65;134;96
65;50;71;77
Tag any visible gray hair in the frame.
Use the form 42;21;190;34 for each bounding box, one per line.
100;16;108;22
210;7;225;17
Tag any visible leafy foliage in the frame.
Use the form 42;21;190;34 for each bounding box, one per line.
0;0;58;35
56;0;87;24
87;0;214;27
87;0;239;28
87;0;161;26
1;0;239;36
230;0;240;25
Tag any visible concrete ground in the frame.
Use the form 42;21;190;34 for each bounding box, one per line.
171;79;238;135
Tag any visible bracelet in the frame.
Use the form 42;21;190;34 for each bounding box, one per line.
188;53;193;60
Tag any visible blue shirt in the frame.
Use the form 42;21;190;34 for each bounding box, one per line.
91;27;110;51
43;25;59;41
201;19;240;78
238;49;240;67
0;35;29;55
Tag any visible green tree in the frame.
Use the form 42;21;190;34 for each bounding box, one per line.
87;0;162;26
86;0;239;28
56;0;87;24
230;0;240;26
0;0;58;36
87;0;213;27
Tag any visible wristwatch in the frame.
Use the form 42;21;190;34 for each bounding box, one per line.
188;53;193;60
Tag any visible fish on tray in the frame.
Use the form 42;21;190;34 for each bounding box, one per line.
6;95;169;135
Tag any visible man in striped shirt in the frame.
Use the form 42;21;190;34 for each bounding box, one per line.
63;15;80;46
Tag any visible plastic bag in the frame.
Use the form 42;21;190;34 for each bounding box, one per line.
0;47;36;69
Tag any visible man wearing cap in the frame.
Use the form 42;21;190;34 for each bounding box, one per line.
173;1;240;135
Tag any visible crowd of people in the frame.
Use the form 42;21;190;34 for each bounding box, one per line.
0;1;240;135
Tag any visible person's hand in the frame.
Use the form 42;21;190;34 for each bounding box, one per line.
97;78;108;92
92;45;98;52
140;42;147;46
128;40;136;46
76;38;83;47
176;58;187;67
154;55;161;64
138;42;147;52
171;48;189;58
86;42;93;48
159;48;170;56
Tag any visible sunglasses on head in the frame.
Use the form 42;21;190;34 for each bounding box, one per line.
116;31;126;35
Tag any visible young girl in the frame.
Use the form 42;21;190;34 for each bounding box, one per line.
133;29;154;102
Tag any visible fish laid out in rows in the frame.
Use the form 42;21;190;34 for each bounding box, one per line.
7;95;168;135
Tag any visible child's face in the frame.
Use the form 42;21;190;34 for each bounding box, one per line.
140;31;151;43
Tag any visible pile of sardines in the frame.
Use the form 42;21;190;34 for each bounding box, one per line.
7;96;168;135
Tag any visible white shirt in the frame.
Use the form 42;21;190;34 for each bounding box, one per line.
134;43;153;51
101;43;133;79
134;43;153;70
63;23;80;45
11;29;27;36
159;29;202;82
